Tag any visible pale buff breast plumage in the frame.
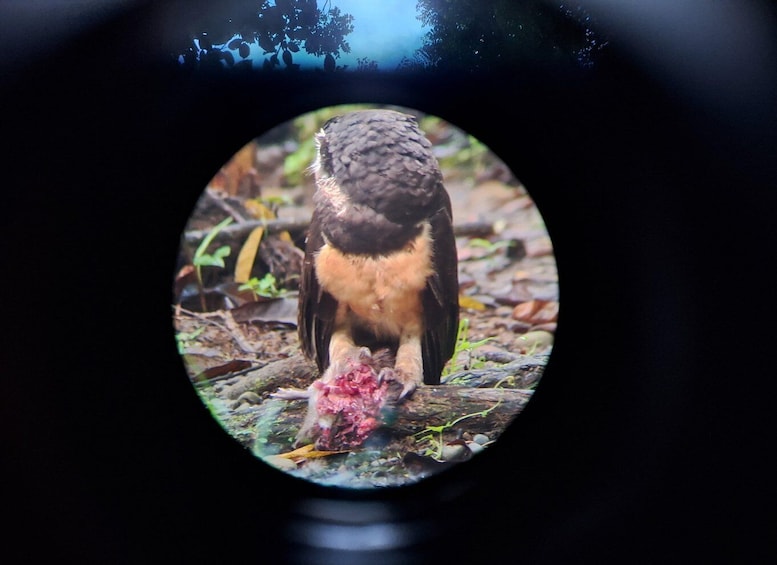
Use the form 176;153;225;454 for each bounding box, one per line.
314;223;434;337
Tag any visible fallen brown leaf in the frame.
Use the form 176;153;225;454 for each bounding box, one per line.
459;295;486;311
230;296;298;326
276;444;350;460
234;225;265;283
512;299;559;325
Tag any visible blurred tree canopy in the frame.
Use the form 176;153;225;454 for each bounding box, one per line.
175;0;354;71
414;0;605;70
172;1;605;73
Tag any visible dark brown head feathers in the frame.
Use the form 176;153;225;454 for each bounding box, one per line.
311;109;447;255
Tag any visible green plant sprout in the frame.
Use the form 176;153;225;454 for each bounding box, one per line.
461;135;488;164
238;273;286;299
435;133;489;173
442;317;493;377
414;378;510;460
175;327;205;354
414;375;514;459
283;138;317;186
259;194;295;212
469;237;516;257
519;336;542;357
192;217;233;310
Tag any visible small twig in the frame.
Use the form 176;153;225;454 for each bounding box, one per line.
184;219;307;245
193;362;267;387
442;356;548;388
202;189;249;223
182;219;496;246
174;306;259;354
175;306;231;329
223;310;260;354
453;221;496;238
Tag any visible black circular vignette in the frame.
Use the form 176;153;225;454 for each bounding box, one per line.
3;1;777;563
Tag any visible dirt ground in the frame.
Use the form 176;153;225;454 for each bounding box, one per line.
172;108;559;488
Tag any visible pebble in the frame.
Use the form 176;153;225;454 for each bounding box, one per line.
473;434;490;445
237;391;262;405
441;443;469;461
517;330;554;353
466;441;485;455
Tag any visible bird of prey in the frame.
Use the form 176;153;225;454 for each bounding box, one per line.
298;109;459;399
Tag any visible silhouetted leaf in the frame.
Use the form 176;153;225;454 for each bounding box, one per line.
259;34;275;53
270;53;279;66
221;51;235;66
175;2;355;71
415;0;606;70
324;53;335;72
276;0;293;16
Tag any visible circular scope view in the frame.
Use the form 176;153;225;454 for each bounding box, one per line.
172;104;558;488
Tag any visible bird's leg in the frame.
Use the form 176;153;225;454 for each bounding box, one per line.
327;329;371;377
392;331;424;399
